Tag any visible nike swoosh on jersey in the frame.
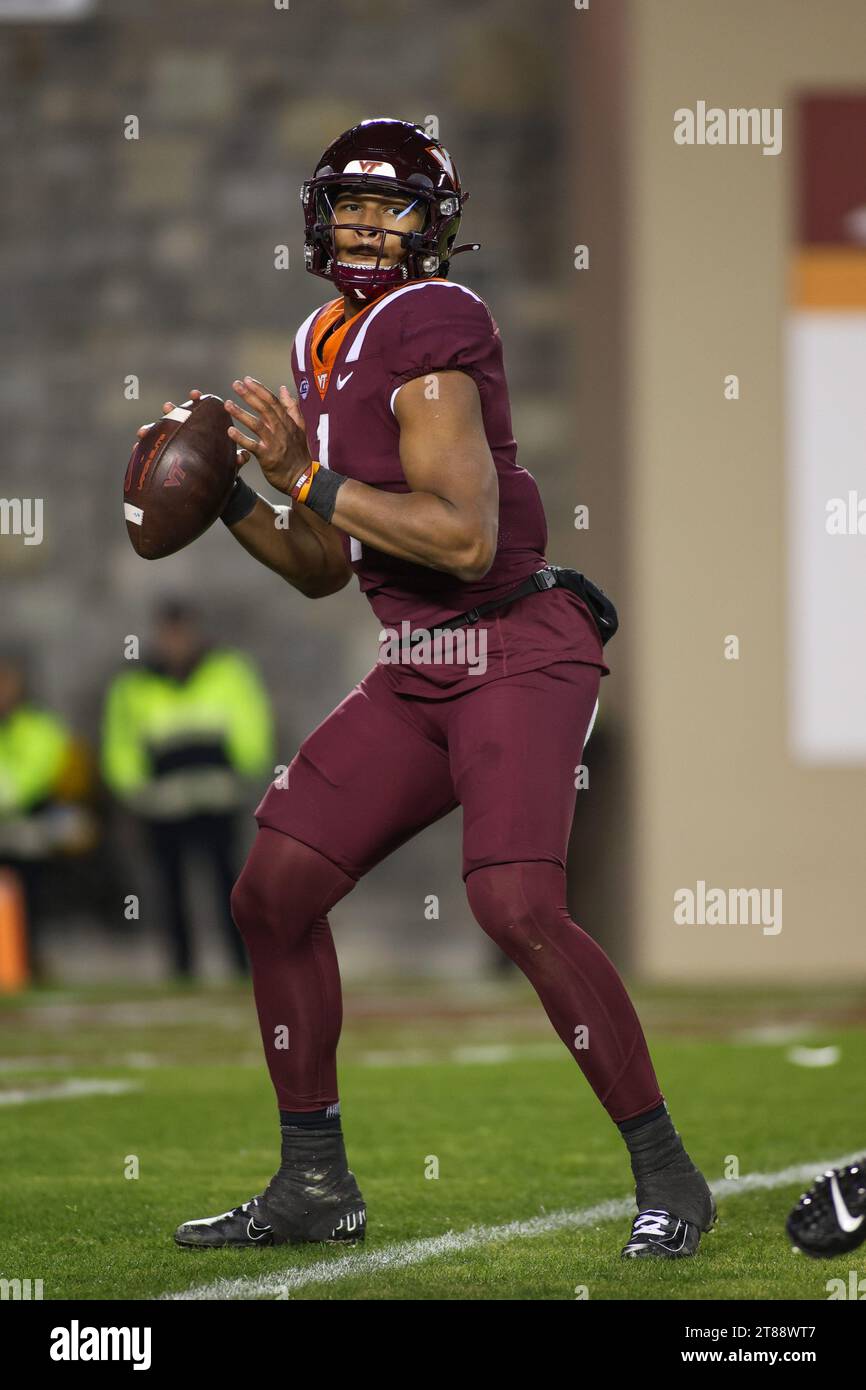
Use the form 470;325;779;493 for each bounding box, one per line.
830;1173;865;1232
336;372;354;390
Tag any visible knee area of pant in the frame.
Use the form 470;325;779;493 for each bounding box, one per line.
229;873;263;942
465;864;553;949
230;872;306;948
467;856;575;956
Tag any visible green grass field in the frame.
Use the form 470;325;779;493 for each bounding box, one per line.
1;977;864;1301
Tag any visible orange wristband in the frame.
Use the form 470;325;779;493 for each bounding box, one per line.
291;460;319;504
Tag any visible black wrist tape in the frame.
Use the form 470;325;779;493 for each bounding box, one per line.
220;477;259;526
303;467;347;523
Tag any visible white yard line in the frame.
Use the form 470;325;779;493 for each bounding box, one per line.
0;1044;559;1074
0;1057;76;1072
358;1042;562;1067
163;1149;864;1301
0;1078;138;1105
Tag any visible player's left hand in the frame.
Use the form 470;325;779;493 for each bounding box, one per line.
225;378;311;495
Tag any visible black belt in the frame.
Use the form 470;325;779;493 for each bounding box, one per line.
437;565;619;646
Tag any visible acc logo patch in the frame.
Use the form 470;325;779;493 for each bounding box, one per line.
299;377;310;400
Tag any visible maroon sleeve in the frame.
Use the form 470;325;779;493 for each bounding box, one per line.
387;284;498;395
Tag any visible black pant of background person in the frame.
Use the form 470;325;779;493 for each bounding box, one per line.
145;812;248;979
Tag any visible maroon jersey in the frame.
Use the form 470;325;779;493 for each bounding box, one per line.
292;279;606;695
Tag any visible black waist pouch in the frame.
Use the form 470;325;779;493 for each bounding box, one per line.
549;566;619;646
438;563;620;646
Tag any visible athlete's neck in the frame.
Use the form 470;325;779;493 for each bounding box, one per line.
340;280;402;322
342;294;367;322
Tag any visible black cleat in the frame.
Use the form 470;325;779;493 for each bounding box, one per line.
174;1196;285;1249
621;1196;717;1259
174;1125;366;1250
786;1160;866;1258
621;1184;717;1260
623;1152;717;1259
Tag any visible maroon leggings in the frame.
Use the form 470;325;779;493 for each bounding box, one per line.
231;828;663;1123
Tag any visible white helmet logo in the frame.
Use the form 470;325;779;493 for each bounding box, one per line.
342;159;397;177
426;145;455;182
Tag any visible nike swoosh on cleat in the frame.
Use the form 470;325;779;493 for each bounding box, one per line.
829;1173;865;1233
246;1218;272;1241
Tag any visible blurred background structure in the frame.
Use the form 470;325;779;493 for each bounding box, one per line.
0;0;864;986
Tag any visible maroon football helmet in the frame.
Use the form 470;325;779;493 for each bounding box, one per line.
302;117;476;303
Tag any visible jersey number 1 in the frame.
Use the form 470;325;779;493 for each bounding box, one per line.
317;414;361;562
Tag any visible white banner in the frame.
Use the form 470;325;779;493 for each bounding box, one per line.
787;313;866;761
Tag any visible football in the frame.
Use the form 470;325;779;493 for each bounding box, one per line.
123;394;237;560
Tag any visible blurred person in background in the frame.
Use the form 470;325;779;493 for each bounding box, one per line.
101;600;274;979
0;653;96;981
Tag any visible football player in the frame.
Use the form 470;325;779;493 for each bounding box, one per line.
786;1159;866;1258
155;119;716;1258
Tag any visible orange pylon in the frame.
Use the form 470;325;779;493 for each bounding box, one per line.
0;868;29;992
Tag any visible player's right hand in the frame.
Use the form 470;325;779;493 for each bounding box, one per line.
135;389;250;467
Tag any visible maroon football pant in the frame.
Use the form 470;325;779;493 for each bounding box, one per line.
231;659;664;1123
